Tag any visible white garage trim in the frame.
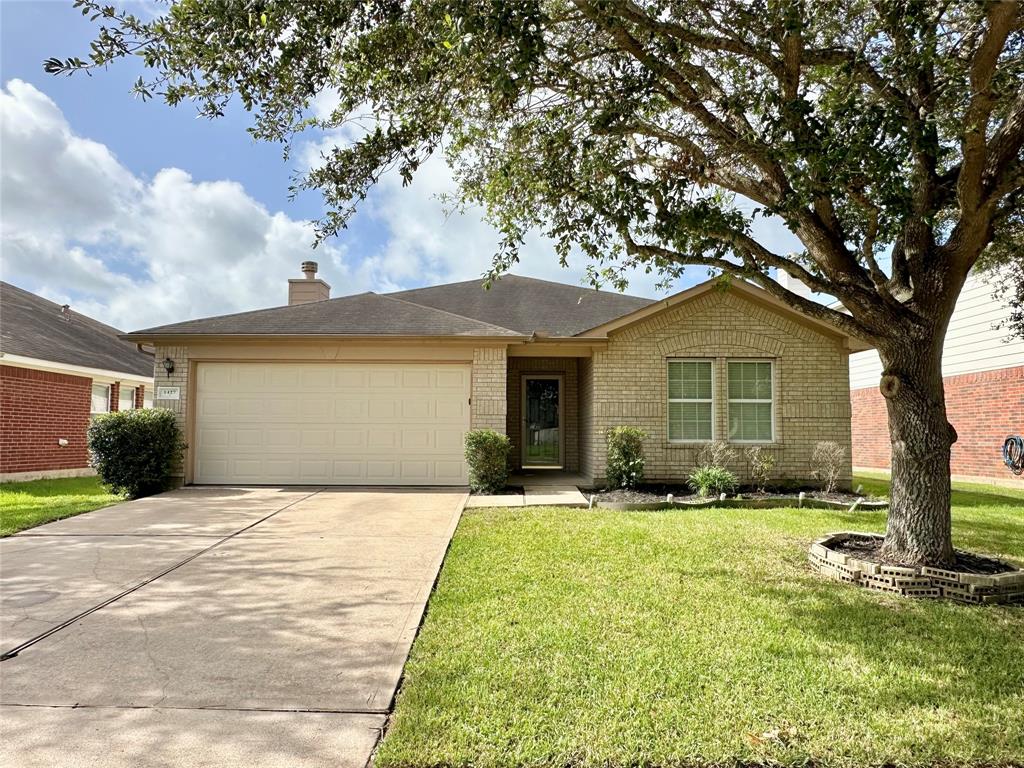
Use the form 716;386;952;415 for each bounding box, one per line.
192;362;471;486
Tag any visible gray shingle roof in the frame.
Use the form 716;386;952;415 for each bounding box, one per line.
1;282;154;377
126;291;524;338
388;275;655;336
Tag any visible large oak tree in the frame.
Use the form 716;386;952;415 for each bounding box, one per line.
54;0;1023;566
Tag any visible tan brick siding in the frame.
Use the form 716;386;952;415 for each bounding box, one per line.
587;290;852;487
470;347;508;432
506;357;579;471
153;345;190;482
578;357;594;479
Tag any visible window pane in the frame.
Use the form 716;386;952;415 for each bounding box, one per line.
729;402;772;441
118;387;135;411
668;362;683;399
669;401;712;440
728;362;772;400
91;384;110;414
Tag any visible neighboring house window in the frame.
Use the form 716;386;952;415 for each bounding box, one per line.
727;361;774;442
667;360;714;441
91;383;111;415
118;386;136;411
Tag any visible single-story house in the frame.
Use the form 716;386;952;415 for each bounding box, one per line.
1;282;155;482
122;262;869;488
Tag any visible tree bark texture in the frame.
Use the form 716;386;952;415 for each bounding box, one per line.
878;336;957;567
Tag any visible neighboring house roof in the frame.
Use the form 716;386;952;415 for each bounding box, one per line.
388;274;655;336
0;282;154;377
125;291;525;339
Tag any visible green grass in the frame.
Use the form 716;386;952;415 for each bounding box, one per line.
0;476;122;536
378;476;1024;767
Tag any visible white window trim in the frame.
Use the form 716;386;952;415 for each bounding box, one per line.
667;358;715;444
727;359;775;444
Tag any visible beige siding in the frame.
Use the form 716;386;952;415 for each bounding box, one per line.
587;289;852;486
506;357;579;471
849;270;1024;389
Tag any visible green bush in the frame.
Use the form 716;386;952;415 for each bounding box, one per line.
606;426;647;489
88;409;185;499
688;465;738;497
464;429;512;493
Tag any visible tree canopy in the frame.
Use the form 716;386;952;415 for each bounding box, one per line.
51;0;1023;348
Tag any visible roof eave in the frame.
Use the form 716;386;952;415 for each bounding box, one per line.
119;332;530;344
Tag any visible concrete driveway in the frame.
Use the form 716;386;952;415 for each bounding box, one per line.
0;486;466;768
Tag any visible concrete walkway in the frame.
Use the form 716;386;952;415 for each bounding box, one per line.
0;486;466;768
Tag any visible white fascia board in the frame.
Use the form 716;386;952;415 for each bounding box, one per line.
0;353;154;386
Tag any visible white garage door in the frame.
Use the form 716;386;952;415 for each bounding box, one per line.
194;362;471;485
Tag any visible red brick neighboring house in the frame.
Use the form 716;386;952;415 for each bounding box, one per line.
0;282;155;481
848;271;1024;486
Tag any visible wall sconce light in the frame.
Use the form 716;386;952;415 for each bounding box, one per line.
162;358;175;377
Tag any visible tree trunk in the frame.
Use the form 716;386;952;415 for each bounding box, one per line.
877;335;957;567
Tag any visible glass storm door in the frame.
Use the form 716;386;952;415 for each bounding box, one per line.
523;376;561;467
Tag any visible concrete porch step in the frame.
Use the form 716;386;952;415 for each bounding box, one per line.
464;485;590;509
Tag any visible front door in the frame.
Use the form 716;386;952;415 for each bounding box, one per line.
522;375;562;468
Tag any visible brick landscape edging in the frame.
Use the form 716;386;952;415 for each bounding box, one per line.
809;532;1024;604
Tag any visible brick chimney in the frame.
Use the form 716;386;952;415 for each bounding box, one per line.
288;261;331;305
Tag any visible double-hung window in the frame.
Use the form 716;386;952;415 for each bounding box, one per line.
667;360;714;441
91;383;111;415
727;361;774;442
118;386;136;412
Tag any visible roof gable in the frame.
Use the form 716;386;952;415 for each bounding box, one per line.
576;278;872;351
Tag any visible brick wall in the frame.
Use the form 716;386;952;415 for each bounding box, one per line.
852;365;1024;480
0;365;92;474
506;357;580;471
587;289;853;487
579;357;594;479
153;345;190;481
470;346;508;432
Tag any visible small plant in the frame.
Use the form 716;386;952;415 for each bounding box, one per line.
88;408;185;498
810;440;846;495
697;440;737;469
605;426;647;489
745;446;775;493
688;465;738;497
464;429;512;494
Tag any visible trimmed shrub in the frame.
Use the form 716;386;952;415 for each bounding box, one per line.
688;465;738;497
465;429;512;493
606;426;647;489
88;408;185;498
811;440;846;494
745;445;775;493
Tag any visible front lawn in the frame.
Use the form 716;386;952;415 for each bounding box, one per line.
0;476;122;536
378;476;1024;768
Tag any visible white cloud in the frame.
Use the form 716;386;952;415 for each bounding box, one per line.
0;79;351;330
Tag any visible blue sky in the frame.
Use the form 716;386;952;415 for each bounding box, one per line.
0;1;802;331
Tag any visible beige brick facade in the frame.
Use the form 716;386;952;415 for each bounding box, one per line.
506;357;580;471
154;290;851;489
585;289;852;487
470;346;508;432
153;344;190;482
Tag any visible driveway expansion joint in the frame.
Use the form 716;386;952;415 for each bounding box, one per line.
0;488;324;661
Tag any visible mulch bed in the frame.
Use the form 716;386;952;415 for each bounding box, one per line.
588;484;874;505
832;535;1016;574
